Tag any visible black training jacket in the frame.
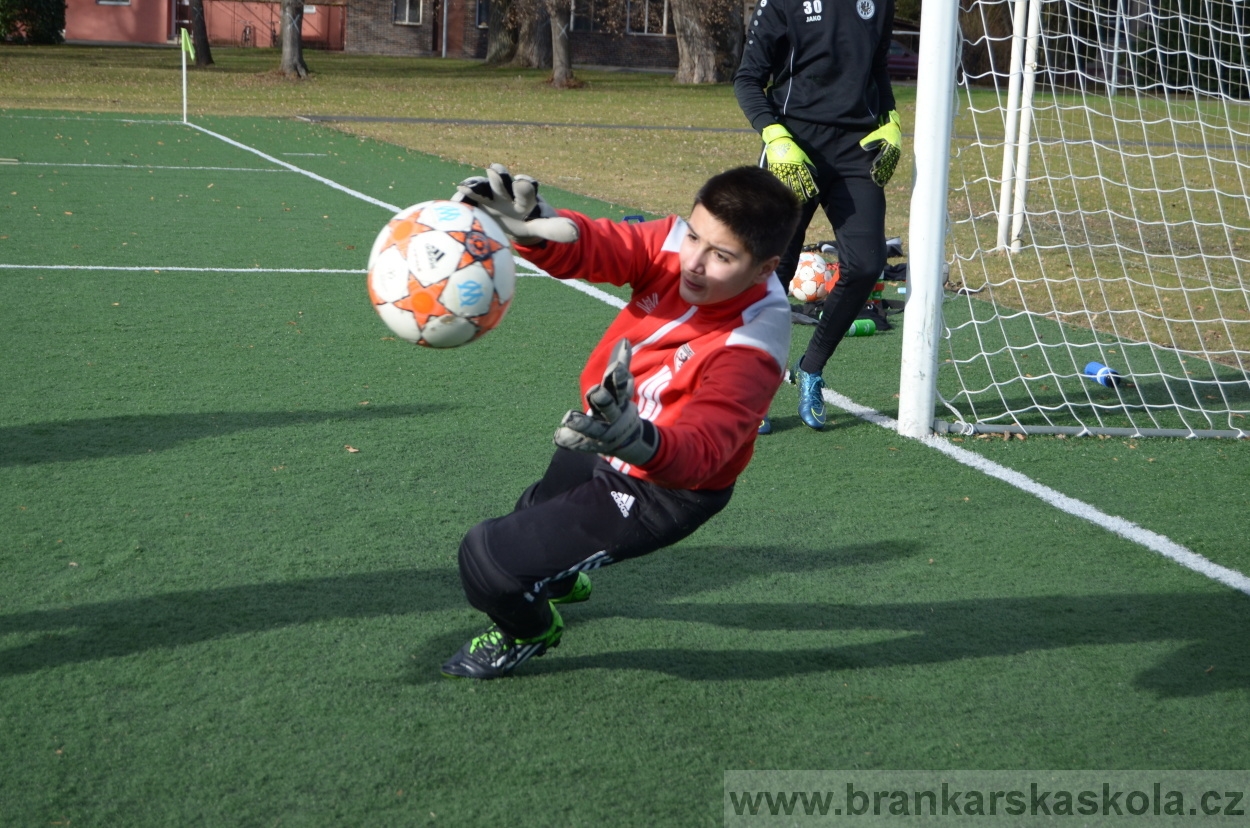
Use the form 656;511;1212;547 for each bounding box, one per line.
734;0;896;134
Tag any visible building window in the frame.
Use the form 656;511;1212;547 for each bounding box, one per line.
626;0;671;36
476;0;489;28
96;0;132;5
570;0;588;32
394;0;422;25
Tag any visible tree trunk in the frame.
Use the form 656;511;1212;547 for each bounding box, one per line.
958;3;1013;82
670;0;720;84
280;0;309;79
545;0;575;87
715;0;746;80
485;0;517;65
189;0;214;68
512;0;551;69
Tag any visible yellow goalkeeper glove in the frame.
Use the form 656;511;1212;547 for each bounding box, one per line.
761;124;818;201
859;110;902;187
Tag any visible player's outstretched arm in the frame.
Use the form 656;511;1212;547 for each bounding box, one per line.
452;163;579;246
553;339;659;467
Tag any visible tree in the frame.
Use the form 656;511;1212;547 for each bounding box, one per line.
512;0;552;69
0;0;64;44
189;0;214;68
545;0;576;87
279;0;309;79
670;0;742;84
957;0;1012;84
485;0;518;65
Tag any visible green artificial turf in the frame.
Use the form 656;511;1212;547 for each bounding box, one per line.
1;111;1247;827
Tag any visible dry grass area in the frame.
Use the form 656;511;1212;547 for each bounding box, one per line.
0;45;918;242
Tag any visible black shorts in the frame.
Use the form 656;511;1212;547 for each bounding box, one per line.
458;449;732;635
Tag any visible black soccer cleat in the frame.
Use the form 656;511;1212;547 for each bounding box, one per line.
441;607;564;680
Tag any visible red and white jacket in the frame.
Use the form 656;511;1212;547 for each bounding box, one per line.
518;211;792;492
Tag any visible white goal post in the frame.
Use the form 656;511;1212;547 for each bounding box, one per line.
900;0;1250;439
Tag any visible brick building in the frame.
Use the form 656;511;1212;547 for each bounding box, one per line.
64;0;345;50
347;0;679;71
63;0;679;71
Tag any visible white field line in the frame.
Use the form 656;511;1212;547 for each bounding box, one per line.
17;161;290;173
820;386;1250;597
0;264;363;274
0;114;180;124
183;121;404;213
179;119;1249;596
0;262;558;276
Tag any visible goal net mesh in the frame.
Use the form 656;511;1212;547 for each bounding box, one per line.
940;0;1250;436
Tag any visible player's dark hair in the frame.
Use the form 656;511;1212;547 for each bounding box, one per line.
692;166;801;263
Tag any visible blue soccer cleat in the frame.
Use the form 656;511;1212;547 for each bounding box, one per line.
757;416;773;435
791;361;827;430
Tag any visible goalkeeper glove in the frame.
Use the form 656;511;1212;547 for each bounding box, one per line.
452;163;579;246
761;124;819;201
553;339;659;467
859;110;902;187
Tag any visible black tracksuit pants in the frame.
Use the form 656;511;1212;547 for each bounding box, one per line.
456;449;733;639
770;119;889;377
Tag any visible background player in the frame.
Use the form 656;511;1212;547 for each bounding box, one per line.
734;0;903;431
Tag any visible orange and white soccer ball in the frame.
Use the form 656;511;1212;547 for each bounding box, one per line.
367;200;515;348
789;252;835;303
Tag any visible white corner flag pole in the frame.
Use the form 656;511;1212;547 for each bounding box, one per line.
179;28;194;124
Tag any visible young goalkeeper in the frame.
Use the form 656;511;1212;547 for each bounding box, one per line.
440;165;801;679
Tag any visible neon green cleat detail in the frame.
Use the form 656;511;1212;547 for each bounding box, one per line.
550;572;593;605
441;606;564;680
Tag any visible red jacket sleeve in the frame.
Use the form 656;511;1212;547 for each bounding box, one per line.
514;212;673;289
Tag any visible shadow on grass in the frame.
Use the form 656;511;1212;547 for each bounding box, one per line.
421;544;1250;698
5;540;1245;699
0;567;465;677
558;596;1248;697
0;404;445;466
764;414;879;435
0;542;896;679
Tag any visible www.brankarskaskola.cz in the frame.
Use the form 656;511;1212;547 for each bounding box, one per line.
729;783;1247;818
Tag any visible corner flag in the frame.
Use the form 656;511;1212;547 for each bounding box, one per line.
180;28;193;123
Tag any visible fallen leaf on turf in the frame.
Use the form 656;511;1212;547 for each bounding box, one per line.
345;445;360;453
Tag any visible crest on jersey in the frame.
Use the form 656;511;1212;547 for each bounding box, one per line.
674;343;695;373
857;0;875;19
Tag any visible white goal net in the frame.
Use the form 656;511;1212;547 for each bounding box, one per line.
934;0;1250;437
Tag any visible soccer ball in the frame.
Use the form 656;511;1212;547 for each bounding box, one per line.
367;200;516;348
789;252;836;303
